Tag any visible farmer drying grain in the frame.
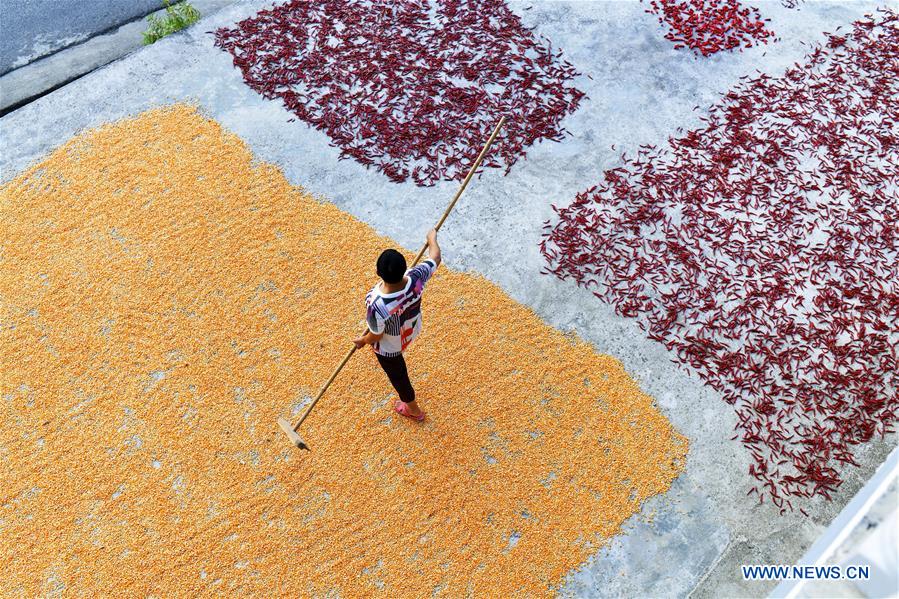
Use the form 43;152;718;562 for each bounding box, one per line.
353;229;442;422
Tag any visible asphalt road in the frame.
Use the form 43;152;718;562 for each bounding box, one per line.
0;0;163;74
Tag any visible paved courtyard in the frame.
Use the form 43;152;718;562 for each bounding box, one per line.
1;1;895;596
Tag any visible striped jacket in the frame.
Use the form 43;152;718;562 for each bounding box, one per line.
365;259;437;356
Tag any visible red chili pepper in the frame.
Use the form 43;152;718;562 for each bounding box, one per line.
644;0;775;56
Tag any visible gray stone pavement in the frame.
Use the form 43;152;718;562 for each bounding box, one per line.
1;1;895;596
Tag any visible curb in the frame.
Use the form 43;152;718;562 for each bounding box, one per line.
0;0;238;116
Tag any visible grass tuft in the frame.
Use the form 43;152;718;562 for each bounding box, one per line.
143;1;201;45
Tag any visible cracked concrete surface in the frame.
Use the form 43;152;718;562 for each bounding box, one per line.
1;1;895;596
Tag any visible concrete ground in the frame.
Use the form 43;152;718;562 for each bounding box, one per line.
0;0;163;73
0;0;236;115
1;1;895;596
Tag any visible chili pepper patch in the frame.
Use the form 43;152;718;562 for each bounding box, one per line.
542;11;898;511
213;0;585;187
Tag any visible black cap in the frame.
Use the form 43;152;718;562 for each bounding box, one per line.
376;249;406;284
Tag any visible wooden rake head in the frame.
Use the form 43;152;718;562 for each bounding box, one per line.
277;417;310;451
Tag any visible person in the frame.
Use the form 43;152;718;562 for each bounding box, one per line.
353;229;441;422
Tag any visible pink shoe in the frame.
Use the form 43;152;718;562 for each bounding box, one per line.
394;400;425;422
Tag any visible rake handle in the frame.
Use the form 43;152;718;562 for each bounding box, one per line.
410;115;506;265
289;116;506;433
292;344;358;430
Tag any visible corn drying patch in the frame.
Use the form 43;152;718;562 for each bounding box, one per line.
0;105;687;596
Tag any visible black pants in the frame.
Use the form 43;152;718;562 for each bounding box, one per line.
375;353;415;404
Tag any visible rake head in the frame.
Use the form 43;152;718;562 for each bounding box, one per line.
278;417;310;451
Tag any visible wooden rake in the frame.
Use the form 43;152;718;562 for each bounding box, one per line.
278;117;506;450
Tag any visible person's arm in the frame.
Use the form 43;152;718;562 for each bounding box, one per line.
353;330;383;349
426;228;441;267
355;301;386;349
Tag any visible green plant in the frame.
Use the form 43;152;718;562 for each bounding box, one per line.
142;1;201;45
